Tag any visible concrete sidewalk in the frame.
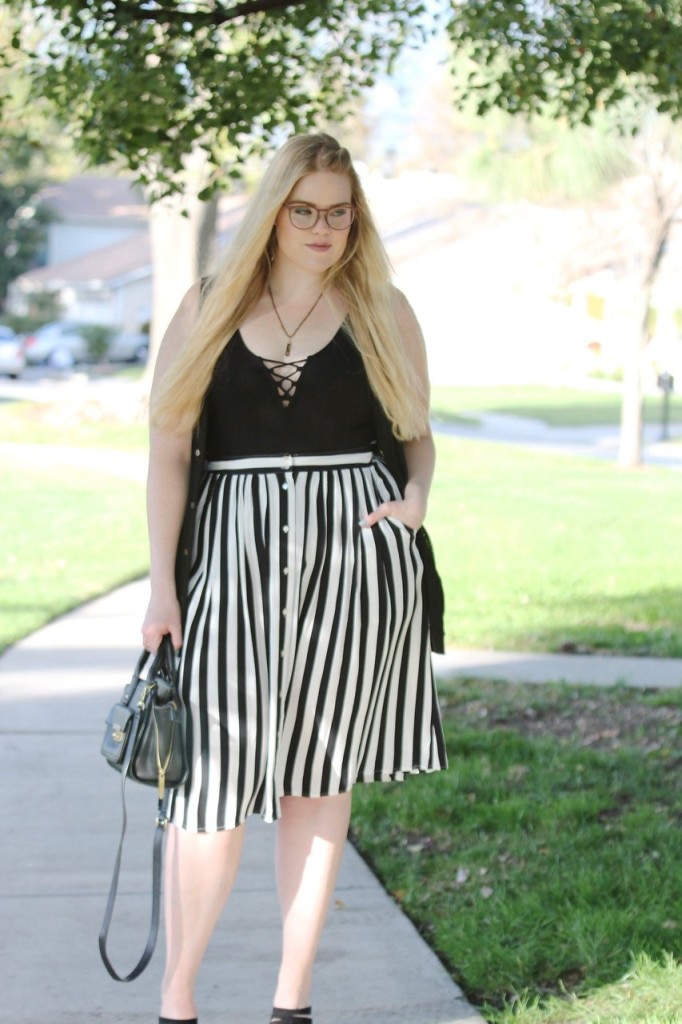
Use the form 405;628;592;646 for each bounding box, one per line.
434;414;682;471
0;579;485;1024
434;648;682;690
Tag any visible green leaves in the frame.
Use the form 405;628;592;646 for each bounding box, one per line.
12;0;680;198
5;0;430;199
448;0;682;125
0;181;52;307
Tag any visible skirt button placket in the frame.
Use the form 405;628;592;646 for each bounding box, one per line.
278;457;292;707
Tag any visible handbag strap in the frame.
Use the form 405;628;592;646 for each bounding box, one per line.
98;707;171;982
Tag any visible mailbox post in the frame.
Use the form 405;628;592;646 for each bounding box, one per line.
657;371;674;441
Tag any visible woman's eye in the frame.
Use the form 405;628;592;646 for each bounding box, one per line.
329;207;347;218
293;206;314;217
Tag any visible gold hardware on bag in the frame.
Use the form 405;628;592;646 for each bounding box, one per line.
152;712;175;802
112;727;125;743
137;683;154;710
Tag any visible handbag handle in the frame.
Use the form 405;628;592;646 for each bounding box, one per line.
98;635;178;982
121;634;176;707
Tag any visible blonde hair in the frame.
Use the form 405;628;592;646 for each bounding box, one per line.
151;133;428;440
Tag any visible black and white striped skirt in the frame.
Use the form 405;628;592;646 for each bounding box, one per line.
170;450;447;832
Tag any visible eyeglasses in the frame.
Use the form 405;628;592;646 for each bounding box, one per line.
283;202;355;231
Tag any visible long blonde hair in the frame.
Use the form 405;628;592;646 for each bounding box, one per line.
151;133;428;440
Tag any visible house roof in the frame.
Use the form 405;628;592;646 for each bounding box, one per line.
15;231;151;291
39;175;148;224
15;193;249;291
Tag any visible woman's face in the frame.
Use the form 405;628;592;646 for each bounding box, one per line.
273;170;353;276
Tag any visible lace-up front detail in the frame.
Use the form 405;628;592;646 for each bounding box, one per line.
203;329;376;460
261;356;308;407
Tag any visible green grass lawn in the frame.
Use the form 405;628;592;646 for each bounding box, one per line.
493;953;682;1024
350;678;682;1023
0;460;148;651
429;436;682;656
431;384;682;428
2;399;681;657
0;396;148;652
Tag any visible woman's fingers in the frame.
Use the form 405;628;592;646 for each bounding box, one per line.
359;501;395;528
142;600;183;652
142;626;183;653
360;499;423;532
141;626;164;652
358;501;421;532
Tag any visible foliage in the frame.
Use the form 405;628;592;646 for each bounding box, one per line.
80;324;115;363
6;1;682;205
0;11;78;307
464;110;636;203
449;1;682;124
0;182;52;310
4;0;430;200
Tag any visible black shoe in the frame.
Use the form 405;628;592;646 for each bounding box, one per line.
270;1009;312;1024
159;1018;198;1023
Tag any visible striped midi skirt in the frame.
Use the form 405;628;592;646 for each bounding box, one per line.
170;450;447;832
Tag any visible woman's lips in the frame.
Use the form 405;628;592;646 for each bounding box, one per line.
306;243;332;251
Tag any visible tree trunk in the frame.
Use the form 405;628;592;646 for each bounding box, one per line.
618;310;645;468
144;148;216;383
197;194;219;277
147;193;202;371
618;199;676;468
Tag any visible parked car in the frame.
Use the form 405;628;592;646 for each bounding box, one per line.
22;322;88;368
108;331;149;364
0;325;26;378
22;322;148;368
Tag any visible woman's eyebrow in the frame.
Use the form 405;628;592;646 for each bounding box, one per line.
286;199;351;206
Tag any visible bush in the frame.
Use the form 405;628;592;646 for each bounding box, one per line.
80;323;115;362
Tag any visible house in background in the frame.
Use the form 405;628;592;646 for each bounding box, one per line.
8;175;152;333
42;176;148;265
7;174;248;336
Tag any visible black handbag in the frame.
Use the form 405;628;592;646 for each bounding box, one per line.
99;635;188;982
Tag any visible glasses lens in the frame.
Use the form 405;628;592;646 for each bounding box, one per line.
325;206;354;230
289;205;318;229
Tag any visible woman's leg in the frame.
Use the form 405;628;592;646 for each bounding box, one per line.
160;822;246;1019
273;792;352;1010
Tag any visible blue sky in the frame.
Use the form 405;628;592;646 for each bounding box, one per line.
363;27;450;163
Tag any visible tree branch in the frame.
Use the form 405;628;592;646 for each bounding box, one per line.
108;0;314;26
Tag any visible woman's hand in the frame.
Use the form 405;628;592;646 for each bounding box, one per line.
360;494;426;533
142;592;183;652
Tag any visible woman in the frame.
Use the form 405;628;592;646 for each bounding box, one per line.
142;133;447;1024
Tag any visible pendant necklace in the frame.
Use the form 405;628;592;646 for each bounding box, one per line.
268;285;323;358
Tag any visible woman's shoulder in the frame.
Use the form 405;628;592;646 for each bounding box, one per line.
389;285;415;322
156;282;203;362
184;279;204;305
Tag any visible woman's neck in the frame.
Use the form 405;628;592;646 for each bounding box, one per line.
268;262;325;303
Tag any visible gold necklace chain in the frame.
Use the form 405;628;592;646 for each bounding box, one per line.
268;285;323;358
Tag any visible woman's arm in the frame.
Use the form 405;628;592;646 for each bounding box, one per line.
141;281;202;652
362;289;435;532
